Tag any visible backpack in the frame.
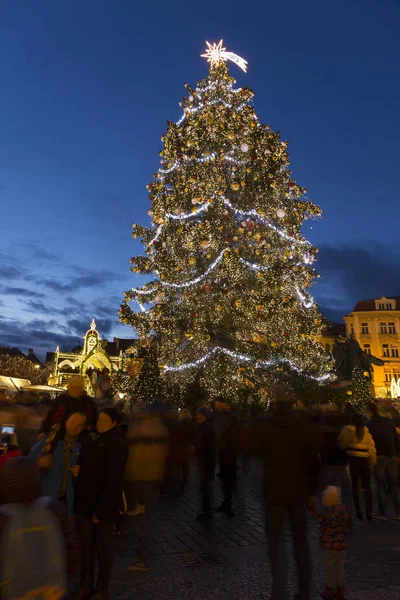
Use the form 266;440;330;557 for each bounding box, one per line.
0;498;67;600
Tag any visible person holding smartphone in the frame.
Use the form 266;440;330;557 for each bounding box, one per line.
0;426;22;469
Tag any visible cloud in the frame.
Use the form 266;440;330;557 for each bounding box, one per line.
1;286;46;299
34;271;122;293
0;266;22;280
0;317;81;358
23;300;51;314
314;241;400;322
21;243;62;263
66;317;114;337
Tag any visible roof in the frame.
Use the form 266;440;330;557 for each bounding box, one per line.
0;346;25;358
45;352;55;363
321;322;346;337
103;338;138;356
352;297;400;312
26;349;42;366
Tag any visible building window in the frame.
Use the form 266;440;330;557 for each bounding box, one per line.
385;372;392;382
387;303;393;310
364;344;371;354
389;322;396;334
379;303;385;310
361;323;369;334
391;346;399;358
350;323;354;335
383;344;390;357
380;323;387;334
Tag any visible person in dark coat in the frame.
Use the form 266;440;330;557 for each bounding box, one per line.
195;407;217;523
40;376;97;435
366;401;400;518
174;409;197;493
319;405;352;522
254;388;320;600
212;397;238;516
74;407;128;600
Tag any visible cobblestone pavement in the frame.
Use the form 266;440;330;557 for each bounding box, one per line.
110;460;400;599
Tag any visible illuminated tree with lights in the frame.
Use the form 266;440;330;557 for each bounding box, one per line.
120;41;332;400
135;342;162;402
351;366;373;413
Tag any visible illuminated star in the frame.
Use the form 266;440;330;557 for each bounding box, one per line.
201;40;227;69
201;40;248;72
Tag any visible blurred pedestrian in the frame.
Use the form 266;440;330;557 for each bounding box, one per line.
125;406;168;572
319;405;352;523
125;406;168;517
74;408;128;600
195;407;216;524
255;387;320;600
0;457;78;597
31;411;87;515
366;401;400;519
213;397;238;516
308;486;349;600
40;375;97;435
338;413;376;520
239;416;251;474
174;409;197;493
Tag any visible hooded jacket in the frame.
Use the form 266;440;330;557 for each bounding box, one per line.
0;457;78;578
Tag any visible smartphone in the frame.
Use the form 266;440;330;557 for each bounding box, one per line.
1;425;15;446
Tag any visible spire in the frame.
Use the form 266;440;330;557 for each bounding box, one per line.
90;318;96;331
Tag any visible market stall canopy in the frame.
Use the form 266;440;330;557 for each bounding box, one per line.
0;376;31;392
21;384;65;393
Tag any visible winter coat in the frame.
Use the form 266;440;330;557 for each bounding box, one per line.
125;415;168;482
367;415;400;457
255;404;321;506
167;419;197;464
319;411;350;466
195;419;217;479
212;409;238;455
309;503;349;551
30;436;81;516
0;456;78;579
74;428;128;521
337;425;377;465
40;392;97;434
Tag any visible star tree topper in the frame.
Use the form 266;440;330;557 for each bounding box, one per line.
201;40;248;72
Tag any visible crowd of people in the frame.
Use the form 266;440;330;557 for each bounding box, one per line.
0;374;400;600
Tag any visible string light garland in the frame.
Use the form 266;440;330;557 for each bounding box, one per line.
162;345;331;382
122;43;332;401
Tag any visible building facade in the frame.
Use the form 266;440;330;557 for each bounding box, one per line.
344;297;400;397
48;319;142;392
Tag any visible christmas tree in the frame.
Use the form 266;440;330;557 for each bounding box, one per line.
121;41;332;399
135;342;163;403
351;366;373;413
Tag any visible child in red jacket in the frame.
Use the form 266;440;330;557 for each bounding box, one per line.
309;486;349;600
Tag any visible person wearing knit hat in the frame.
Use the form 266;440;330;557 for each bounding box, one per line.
308;486;349;600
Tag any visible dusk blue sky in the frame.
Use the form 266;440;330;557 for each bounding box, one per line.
1;0;399;358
